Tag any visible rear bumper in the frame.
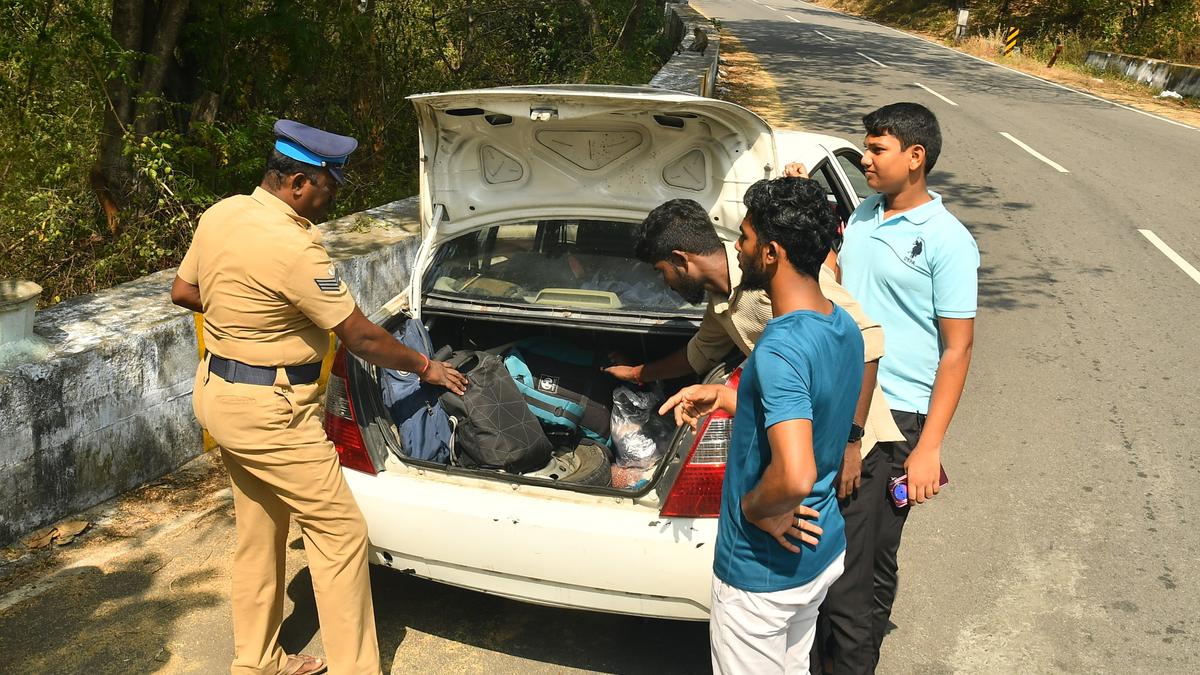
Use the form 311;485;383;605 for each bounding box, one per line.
344;466;716;620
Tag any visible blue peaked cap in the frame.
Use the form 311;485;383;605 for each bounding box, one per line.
273;119;358;184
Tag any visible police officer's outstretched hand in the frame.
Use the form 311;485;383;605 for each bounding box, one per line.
333;307;467;395
422;361;467;396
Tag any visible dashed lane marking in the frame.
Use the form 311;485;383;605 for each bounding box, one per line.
999;132;1069;173
1139;230;1200;286
856;51;889;68
813;29;835;41
914;82;959;106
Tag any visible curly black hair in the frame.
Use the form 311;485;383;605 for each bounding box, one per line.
633;198;723;264
742;177;838;279
863;102;942;174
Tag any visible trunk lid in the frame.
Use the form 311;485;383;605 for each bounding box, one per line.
407;85;778;245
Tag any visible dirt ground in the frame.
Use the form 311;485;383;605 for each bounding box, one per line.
0;452;230;599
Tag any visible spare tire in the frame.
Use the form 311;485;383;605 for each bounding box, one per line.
560;440;612;487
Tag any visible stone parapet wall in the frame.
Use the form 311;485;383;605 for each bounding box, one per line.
1085;50;1200;98
650;2;720;97
0;199;420;545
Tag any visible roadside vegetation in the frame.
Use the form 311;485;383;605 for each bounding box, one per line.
0;0;672;305
813;1;1200;64
809;1;1200;118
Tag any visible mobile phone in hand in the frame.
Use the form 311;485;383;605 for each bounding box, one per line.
889;466;949;507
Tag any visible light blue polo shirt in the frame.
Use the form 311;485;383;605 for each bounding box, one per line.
840;191;979;414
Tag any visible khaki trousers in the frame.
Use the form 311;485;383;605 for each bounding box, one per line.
194;358;381;675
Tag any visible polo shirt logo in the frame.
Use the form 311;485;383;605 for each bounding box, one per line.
903;237;925;265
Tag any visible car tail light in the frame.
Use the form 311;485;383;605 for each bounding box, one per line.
324;346;377;475
660;368;742;518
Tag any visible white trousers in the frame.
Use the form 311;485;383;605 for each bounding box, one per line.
710;553;846;674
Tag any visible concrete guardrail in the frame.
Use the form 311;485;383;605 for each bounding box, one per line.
1085;50;1200;98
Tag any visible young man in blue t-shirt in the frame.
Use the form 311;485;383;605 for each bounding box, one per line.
661;177;865;673
837;102;979;669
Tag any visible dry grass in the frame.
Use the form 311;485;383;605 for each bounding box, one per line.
686;2;799;129
715;31;802;128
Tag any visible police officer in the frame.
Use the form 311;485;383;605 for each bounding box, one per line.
171;120;467;675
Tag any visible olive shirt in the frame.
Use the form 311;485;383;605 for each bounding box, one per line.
178;187;356;367
684;241;904;458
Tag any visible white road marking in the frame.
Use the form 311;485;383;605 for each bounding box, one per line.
1138;230;1200;286
813;29;836;41
856;51;890;68
796;0;1197;131
764;4;778;11
999;132;1069;173
914;82;958;106
787;15;802;23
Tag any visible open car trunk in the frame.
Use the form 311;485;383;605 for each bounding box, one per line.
371;310;701;495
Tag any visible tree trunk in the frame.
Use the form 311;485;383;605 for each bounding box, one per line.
93;0;192;232
133;0;190;139
94;0;144;231
576;0;599;39
615;0;647;50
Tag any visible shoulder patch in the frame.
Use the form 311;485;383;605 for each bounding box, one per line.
314;265;342;293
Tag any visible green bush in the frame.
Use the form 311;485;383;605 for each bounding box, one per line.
0;0;671;305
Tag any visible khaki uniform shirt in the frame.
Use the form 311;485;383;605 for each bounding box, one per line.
685;242;904;458
178;187;356;367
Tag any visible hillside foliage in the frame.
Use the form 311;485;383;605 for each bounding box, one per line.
0;0;670;304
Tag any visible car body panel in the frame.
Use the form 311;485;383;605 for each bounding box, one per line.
344;461;717;620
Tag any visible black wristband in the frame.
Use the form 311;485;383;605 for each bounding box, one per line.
848;423;865;443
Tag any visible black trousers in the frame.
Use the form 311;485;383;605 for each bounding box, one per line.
811;410;925;674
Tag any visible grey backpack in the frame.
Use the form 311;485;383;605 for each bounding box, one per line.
439;350;552;473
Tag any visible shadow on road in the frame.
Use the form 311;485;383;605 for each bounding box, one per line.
0;549;223;674
362;566;711;674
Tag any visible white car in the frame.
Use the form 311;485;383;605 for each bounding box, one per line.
323;85;873;621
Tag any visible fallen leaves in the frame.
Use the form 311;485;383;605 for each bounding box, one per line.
21;520;90;549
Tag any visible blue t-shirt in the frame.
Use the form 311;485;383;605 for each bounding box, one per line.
713;306;864;593
840;192;979;414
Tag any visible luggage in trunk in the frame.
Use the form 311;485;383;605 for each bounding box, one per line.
379;314;454;464
439;350;553;473
499;337;618;449
378;313;696;491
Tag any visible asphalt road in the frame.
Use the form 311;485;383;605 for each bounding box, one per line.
3;3;1199;674
692;0;1200;672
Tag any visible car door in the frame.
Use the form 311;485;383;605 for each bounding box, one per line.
806;147;865;231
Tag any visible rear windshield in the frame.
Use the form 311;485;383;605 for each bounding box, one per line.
424;220;703;315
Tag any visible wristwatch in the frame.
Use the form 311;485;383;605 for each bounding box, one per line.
848;423;865;443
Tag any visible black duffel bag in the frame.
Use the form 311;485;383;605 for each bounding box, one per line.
439;350;553;473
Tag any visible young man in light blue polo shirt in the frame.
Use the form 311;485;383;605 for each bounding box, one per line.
661;178;865;673
837;102;978;670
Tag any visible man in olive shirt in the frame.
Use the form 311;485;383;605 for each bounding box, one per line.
171;120;465;675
